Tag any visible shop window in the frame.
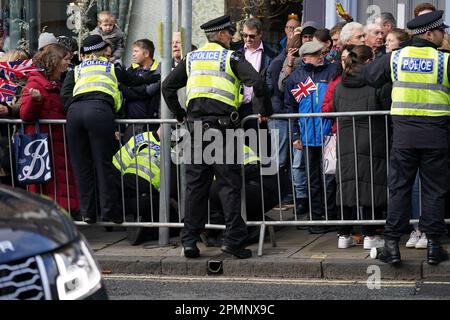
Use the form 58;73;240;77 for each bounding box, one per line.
226;0;303;51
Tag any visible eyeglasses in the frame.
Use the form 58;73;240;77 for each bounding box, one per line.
242;33;258;39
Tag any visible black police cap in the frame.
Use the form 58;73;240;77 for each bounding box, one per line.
407;10;449;35
81;35;109;54
200;15;236;34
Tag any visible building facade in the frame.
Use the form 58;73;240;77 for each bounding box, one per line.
1;0;450;60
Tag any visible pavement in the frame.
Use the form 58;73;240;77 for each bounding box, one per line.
81;216;450;281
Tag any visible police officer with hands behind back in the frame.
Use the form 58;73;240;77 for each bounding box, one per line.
162;15;273;259
61;35;160;225
362;11;450;265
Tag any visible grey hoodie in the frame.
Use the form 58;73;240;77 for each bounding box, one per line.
90;25;125;60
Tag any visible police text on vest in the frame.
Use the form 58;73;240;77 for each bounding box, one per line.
401;57;434;73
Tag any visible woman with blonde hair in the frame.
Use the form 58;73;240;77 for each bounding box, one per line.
20;43;80;214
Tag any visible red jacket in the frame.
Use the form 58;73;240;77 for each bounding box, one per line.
321;75;342;134
20;71;79;212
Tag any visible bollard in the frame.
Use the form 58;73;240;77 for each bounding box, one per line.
207;259;223;276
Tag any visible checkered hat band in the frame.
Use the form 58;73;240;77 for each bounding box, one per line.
204;22;232;33
412;18;445;35
83;41;107;52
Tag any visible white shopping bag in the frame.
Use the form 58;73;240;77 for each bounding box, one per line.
323;134;337;175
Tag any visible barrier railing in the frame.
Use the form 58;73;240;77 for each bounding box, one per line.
1;112;449;257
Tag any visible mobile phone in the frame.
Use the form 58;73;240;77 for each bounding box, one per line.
336;2;346;15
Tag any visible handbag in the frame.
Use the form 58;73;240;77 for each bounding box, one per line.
323;134;337;175
14;122;52;185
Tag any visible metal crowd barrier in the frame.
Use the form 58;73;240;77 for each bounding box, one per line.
242;112;450;255
1;113;449;257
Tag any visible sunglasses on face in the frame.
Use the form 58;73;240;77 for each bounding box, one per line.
242;33;258;39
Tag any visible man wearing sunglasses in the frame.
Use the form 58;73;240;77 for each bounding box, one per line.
237;18;277;132
162;15;273;260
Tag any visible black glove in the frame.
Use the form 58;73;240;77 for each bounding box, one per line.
142;72;161;84
176;109;187;123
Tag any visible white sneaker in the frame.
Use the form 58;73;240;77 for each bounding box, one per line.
406;230;420;248
338;235;357;249
363;235;385;250
415;232;428;249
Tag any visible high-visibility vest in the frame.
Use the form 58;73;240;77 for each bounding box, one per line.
185;42;243;109
243;145;260;165
390;46;450;116
73;57;122;112
131;59;159;72
113;131;161;191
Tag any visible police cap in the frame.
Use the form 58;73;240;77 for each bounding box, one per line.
81;35;109;54
407;10;449;35
200;15;236;35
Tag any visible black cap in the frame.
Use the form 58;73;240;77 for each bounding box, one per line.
300;21;319;36
407;10;449;35
200;15;236;34
81;35;109;54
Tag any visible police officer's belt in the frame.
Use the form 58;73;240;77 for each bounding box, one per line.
187;111;240;130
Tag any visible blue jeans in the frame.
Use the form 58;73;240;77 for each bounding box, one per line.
268;119;290;168
292;148;308;199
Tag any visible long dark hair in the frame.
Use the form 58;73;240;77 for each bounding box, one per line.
344;45;373;76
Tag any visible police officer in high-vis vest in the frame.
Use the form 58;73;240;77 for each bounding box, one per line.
62;35;155;224
112;128;179;245
162;15;272;259
363;11;450;265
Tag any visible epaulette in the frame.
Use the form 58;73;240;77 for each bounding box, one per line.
230;51;241;62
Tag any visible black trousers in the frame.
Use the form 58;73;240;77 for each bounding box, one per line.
209;171;282;223
385;147;449;240
181;128;248;248
338;207;381;237
302;146;337;220
66;100;120;220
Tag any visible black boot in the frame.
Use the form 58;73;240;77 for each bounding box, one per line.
378;239;401;265
427;238;449;265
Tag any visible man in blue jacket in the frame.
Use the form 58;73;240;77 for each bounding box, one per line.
284;40;337;234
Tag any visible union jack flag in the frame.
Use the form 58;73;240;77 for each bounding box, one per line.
0;78;19;106
290;77;317;103
0;59;41;81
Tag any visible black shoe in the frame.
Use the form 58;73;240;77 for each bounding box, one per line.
308;226;337;234
427;238;449;265
221;245;252;259
378;239;401;265
84;216;97;224
183;245;200;258
70;212;83;222
296;212;309;230
102;215;124;225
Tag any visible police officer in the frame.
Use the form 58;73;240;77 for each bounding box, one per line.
62;35;154;224
162;15;272;259
113;128;179;245
362;11;450;265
